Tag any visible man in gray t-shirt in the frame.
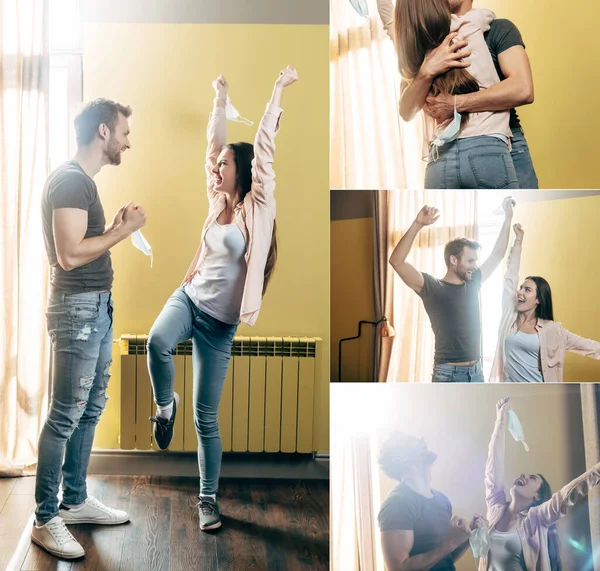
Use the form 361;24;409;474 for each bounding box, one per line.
378;432;478;570
389;197;516;382
33;99;147;560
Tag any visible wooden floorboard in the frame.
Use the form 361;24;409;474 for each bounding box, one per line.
0;478;17;512
0;475;329;571
0;492;36;571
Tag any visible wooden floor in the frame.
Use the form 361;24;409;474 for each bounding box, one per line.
0;475;329;571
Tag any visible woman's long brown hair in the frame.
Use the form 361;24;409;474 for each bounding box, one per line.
394;0;479;98
227;142;277;297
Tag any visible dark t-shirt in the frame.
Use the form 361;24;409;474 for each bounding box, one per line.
484;19;526;130
378;483;455;571
418;269;482;364
41;160;113;293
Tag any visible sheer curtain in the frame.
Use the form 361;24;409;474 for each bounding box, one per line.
331;432;380;571
373;191;395;383
0;0;50;475
581;384;600;570
330;0;425;190
383;190;478;383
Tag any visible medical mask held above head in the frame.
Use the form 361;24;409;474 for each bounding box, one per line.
431;96;462;161
131;230;153;268
507;410;529;452
349;0;369;17
225;96;253;126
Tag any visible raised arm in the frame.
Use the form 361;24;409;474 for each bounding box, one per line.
389;206;439;294
501;223;523;311
485;398;509;510
529;462;600;529
398;33;470;122
248;66;298;210
479;197;515;282
376;0;394;40
205;75;228;206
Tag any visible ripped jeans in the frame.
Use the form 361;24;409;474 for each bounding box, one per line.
35;291;114;524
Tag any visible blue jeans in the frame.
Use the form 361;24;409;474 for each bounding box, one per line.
147;288;237;495
35;291;114;524
425;136;520;189
432;360;484;383
510;127;539;189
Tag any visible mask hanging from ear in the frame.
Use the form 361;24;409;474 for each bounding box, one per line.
225;96;254;126
430;96;462;161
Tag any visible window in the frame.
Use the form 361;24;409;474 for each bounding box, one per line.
49;0;83;170
477;194;510;379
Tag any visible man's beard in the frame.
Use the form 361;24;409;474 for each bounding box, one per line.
457;265;472;281
106;137;122;165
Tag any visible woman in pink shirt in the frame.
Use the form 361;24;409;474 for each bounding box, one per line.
388;0;519;189
480;397;600;570
490;224;600;382
145;66;298;532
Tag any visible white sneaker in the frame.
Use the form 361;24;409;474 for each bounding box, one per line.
59;496;129;525
31;516;85;559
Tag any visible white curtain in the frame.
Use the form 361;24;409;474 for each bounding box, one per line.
0;0;51;475
332;431;380;571
330;0;426;190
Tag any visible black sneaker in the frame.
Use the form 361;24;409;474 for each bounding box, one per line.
198;496;221;531
149;393;179;450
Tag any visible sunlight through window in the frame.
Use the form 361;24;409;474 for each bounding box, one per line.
49;0;82;170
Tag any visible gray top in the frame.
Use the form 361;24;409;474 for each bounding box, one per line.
489;529;526;571
418;270;482;365
42;161;113;293
505;330;544;382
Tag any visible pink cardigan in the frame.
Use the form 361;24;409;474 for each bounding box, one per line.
479;412;600;571
181;97;282;326
489;241;600;382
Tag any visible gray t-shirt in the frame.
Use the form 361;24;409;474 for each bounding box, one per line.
418;270;482;365
505;330;544;382
489;529;527;571
378;483;455;571
42;160;113;293
484;19;526;130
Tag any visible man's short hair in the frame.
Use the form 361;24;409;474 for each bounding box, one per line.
444;238;481;267
74;98;132;146
378;432;426;482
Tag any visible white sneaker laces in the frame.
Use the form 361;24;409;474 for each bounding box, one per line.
47;518;76;546
86;496;114;515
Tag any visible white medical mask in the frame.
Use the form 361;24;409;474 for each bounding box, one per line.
470;525;491;559
431;96;462;160
349;0;369;17
507;410;529;451
225;96;253;126
131;230;153;268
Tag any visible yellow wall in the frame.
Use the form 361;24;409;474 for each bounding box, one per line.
83;23;330;451
484;0;600;188
330;217;375;381
365;384;589;571
517;195;600;381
